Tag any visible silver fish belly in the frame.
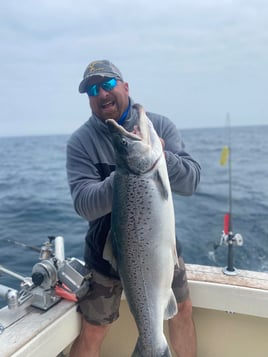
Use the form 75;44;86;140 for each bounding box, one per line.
106;104;178;357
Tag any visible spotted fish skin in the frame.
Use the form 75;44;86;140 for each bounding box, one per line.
106;104;178;357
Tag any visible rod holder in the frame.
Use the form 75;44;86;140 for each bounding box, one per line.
221;232;243;276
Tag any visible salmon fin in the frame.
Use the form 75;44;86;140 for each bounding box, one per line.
164;291;178;320
155;168;169;200
103;230;118;272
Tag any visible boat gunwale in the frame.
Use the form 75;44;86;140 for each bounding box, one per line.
1;264;268;357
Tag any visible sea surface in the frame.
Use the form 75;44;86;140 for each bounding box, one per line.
0;125;268;305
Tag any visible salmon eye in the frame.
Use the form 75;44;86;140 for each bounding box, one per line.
121;138;128;146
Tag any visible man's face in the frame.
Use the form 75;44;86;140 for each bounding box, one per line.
88;76;129;122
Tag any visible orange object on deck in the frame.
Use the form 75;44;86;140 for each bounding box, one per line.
55;285;78;302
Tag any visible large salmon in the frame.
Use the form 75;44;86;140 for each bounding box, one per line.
106;104;178;357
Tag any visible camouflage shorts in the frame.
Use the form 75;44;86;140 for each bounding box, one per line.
78;256;189;326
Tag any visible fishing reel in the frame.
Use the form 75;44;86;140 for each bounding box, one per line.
220;231;243;247
209;213;244;276
0;236;92;311
219;213;243;249
0;236;92;335
31;236;92;309
219;213;243;276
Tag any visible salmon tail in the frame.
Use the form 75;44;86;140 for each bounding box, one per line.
131;337;172;357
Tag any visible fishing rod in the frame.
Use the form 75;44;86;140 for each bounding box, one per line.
220;113;243;276
3;238;41;253
224;113;236;274
2;236;60;260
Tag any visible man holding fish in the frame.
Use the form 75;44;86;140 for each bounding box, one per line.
66;60;200;357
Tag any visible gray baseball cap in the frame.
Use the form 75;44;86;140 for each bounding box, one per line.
79;60;124;93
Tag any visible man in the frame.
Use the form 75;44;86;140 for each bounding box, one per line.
66;59;200;357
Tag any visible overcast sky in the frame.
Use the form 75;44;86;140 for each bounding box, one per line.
1;0;268;137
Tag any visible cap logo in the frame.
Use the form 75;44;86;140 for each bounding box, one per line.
87;61;105;75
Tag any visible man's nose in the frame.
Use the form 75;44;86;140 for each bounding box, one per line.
98;86;109;96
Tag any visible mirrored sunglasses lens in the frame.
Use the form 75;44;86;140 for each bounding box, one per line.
87;78;117;96
102;78;117;91
88;84;99;96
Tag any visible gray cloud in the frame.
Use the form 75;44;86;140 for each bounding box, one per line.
0;0;268;136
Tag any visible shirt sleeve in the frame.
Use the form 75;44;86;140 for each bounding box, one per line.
66;132;114;222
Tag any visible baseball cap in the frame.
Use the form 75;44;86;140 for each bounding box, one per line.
79;60;124;93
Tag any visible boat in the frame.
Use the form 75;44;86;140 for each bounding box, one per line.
2;121;267;357
1;261;268;357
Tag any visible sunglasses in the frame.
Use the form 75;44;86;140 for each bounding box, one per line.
87;78;118;97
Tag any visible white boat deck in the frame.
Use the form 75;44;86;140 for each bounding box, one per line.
187;264;268;318
1;264;268;357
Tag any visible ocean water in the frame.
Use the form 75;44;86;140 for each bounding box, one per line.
0;125;268;302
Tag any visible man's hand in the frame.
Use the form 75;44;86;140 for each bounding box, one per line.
159;138;165;150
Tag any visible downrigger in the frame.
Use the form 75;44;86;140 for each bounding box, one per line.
0;236;92;312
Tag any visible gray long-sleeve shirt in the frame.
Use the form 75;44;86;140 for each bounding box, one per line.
66;101;201;275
